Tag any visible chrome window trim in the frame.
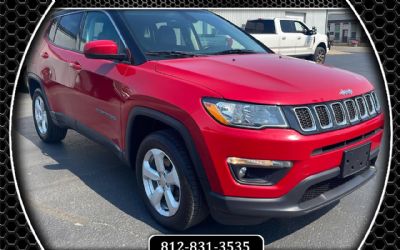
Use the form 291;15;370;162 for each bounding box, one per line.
355;97;369;119
344;99;359;122
313;105;333;129
293;107;317;132
330;102;348;126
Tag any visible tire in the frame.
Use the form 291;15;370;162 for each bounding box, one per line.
136;129;208;230
32;89;67;143
312;46;327;64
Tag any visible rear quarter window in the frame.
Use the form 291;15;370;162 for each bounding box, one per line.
53;12;83;50
47;18;58;42
245;20;276;34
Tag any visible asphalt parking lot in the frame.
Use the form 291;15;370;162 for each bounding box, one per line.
12;47;389;249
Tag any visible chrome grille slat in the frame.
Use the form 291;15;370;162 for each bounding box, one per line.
344;99;359;122
314;105;332;129
356;97;368;119
364;94;376;115
293;107;316;131
330;102;347;125
371;92;381;112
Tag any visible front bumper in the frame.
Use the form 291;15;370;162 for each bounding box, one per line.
197;113;384;198
207;151;377;225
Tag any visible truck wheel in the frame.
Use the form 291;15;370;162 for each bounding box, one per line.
136;130;208;230
313;46;327;64
32;89;67;143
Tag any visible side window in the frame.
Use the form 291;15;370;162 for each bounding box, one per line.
80;12;125;53
262;20;276;34
280;20;295;33
47;17;58;42
245;20;275;34
53;13;83;50
294;21;308;33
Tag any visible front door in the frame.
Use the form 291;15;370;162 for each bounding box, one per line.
71;11;128;148
278;20;299;55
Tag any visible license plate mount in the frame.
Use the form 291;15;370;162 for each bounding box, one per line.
341;143;371;178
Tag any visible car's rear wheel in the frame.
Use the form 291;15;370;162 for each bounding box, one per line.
136;130;208;230
32;89;67;143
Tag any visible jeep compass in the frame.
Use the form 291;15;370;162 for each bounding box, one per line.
26;9;384;230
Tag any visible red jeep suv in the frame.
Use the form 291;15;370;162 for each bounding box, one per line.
26;9;384;230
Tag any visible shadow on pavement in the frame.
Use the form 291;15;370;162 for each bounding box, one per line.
13;115;337;245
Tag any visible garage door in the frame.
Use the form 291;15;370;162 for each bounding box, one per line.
285;12;306;22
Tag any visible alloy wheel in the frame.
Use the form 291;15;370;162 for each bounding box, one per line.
34;96;48;135
142;148;181;217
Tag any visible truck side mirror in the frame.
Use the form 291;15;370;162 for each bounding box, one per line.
312;26;317;34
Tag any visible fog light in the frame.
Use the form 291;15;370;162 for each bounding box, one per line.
238;167;247;178
227;157;293;185
227;157;293;168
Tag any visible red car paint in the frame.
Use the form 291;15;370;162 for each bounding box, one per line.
27;13;384;202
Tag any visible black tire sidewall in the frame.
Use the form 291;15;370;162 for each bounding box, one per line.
314;47;326;64
136;132;196;230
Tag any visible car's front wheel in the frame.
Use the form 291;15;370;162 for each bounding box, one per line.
136;130;208;230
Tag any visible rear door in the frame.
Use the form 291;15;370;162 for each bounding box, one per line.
45;12;84;116
245;20;280;53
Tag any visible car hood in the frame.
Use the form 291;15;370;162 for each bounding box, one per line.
154;54;373;105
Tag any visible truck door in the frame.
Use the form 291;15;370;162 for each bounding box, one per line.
293;21;313;55
278;20;299;56
245;20;280;53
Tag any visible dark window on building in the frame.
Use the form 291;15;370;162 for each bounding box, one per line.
280;20;296;33
245;20;276;34
334;23;340;40
53;12;83;50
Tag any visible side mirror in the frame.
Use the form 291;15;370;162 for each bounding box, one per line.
84;40;127;61
312;26;317;34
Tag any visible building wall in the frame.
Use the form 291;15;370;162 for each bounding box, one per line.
210;9;328;34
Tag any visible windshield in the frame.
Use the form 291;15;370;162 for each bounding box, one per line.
120;10;271;60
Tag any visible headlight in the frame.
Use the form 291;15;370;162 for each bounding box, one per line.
202;98;288;129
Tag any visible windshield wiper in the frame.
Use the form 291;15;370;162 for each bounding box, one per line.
209;49;260;55
145;51;200;58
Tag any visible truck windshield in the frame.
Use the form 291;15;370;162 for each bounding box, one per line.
120;10;271;59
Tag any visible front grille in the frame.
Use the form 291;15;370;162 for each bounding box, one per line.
344;100;358;122
290;91;380;134
331;103;346;125
294;107;315;131
314;105;332;128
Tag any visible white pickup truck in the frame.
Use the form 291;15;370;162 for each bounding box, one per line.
245;18;330;63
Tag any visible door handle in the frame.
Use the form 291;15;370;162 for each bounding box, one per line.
41;52;49;59
69;62;82;71
297;37;301;40
282;37;286;40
